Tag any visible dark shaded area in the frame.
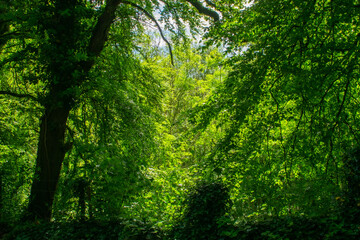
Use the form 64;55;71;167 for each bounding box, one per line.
171;180;231;240
2;177;360;239
234;215;360;240
1;213;359;240
1;220;163;240
343;148;360;210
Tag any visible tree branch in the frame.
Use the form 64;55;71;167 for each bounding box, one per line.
0;90;38;101
332;78;351;130
121;1;174;66
86;0;122;69
185;0;220;22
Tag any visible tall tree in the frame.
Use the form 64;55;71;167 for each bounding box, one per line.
199;0;360;216
0;0;219;221
119;41;227;226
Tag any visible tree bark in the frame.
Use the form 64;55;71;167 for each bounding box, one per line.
185;0;220;22
25;102;71;221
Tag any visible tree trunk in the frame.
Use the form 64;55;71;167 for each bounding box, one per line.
23;0;122;222
25;103;71;221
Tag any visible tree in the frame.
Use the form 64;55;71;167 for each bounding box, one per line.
115;39;228;227
0;0;220;221
198;0;360;216
52;28;163;220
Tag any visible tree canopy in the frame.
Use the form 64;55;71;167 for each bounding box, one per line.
0;0;359;239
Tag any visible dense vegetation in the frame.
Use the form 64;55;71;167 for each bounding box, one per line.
0;0;359;239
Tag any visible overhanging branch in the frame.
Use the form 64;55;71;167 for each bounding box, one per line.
86;0;122;69
121;1;174;66
186;0;220;22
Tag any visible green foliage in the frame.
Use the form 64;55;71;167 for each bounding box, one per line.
0;0;217;222
1;0;360;238
118;42;227;230
197;0;360;218
171;180;232;240
0;77;41;221
235;215;360;240
2;214;360;240
51;23;163;221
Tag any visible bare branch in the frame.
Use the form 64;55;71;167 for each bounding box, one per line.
0;90;38;101
121;1;174;66
186;0;220;22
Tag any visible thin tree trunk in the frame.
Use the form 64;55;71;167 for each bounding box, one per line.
25;104;71;221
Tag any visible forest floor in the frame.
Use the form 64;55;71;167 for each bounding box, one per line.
1;213;360;240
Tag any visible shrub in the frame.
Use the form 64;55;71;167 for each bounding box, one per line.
171;180;232;240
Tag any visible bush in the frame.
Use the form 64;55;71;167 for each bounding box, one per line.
171;180;233;240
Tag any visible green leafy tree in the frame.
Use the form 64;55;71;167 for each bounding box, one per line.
199;0;360;217
0;0;220;221
52;28;162;220
117;39;227;228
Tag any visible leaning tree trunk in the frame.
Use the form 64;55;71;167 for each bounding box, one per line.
25;100;72;221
